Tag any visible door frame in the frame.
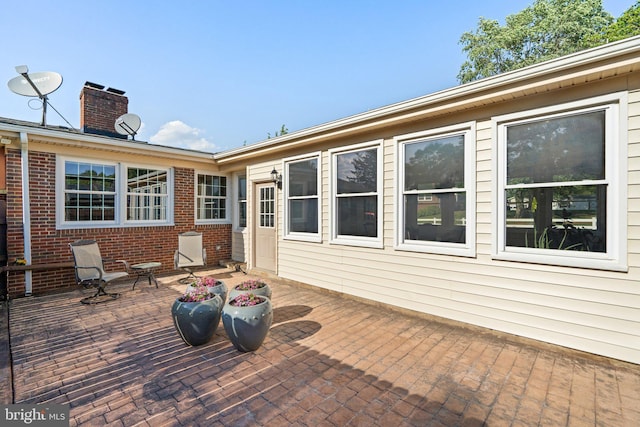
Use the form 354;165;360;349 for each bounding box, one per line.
251;181;278;274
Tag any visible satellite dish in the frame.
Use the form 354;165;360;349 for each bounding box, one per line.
7;66;65;126
8;71;63;97
115;113;141;140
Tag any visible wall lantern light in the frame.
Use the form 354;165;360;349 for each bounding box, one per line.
271;167;282;189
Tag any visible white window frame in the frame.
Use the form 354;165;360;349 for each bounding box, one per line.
56;156;174;229
394;122;476;257
126;166;170;222
329;140;383;248
283;152;322;242
194;171;231;224
492;93;628;271
233;172;247;231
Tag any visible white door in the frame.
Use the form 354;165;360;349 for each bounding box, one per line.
253;183;276;272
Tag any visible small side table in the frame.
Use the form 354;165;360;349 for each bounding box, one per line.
131;262;161;289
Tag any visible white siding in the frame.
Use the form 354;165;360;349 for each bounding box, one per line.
231;230;246;262
257;89;640;364
629;91;640;271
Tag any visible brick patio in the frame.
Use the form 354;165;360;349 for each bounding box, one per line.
1;267;639;426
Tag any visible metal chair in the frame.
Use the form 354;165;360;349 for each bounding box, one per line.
69;239;129;304
174;231;207;283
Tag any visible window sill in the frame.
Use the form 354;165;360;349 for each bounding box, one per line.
396;242;475;258
493;249;628;272
57;221;175;230
330;237;383;249
284;234;322;243
195;220;232;225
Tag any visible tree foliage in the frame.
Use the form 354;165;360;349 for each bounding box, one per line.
405;136;464;190
338;150;378;192
267;124;288;139
458;0;614;83
604;1;640;42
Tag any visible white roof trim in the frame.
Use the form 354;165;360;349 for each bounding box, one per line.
0;121;215;160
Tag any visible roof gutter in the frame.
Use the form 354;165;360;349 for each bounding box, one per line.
0;122;215;162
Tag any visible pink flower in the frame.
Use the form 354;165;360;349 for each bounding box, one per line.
230;293;265;307
201;276;220;287
236;279;267;291
179;276;218;302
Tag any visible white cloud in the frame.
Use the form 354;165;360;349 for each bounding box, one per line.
149;120;216;152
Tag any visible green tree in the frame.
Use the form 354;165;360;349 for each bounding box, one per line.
347;150;377;191
604;1;640;42
458;0;613;83
267;124;288;139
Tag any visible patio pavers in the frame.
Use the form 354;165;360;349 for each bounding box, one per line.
0;299;11;405
3;267;640;426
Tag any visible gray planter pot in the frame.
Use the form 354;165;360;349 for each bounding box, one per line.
171;294;223;346
227;282;272;302
222;296;273;352
207;280;228;303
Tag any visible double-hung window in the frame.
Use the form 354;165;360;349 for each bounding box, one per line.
195;173;229;222
237;174;247;229
284;154;321;241
58;158;173;228
63;161;117;222
395;123;476;257
494;94;627;271
127;167;168;221
330;141;383;247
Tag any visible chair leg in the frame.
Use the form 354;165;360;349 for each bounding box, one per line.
81;282;120;304
178;270;198;284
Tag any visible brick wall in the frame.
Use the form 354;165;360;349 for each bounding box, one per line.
5;149;232;297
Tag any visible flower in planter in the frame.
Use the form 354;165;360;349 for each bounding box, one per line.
199;276;221;288
229;293;265;307
229;278;272;301
235;279;268;291
180;277;218;303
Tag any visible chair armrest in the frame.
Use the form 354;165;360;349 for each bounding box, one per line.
175;251;198;267
203;248;207;264
115;260;130;271
174;250;178;269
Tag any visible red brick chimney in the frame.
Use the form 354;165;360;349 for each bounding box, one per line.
80;81;128;139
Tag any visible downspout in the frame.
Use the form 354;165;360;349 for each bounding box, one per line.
19;132;32;296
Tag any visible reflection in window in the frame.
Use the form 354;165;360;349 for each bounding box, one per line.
287;158;319;234
260;186;275;228
127;167;168;221
504;110;606;252
335;148;379;238
60;159;173;227
64;161;116;222
238;175;247;228
403;134;466;243
196;174;227;220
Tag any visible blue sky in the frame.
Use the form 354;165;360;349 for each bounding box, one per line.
1;1;635;152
